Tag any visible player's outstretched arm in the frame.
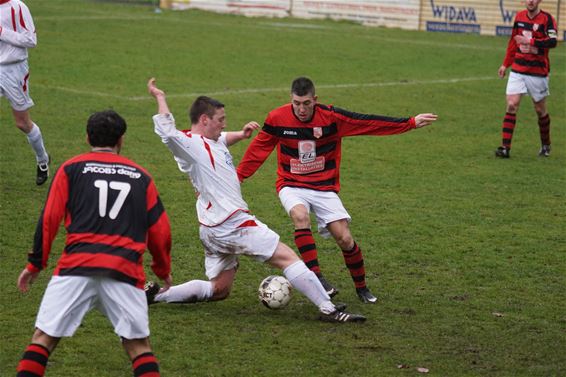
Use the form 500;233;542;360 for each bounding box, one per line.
17;267;39;293
414;113;438;128
147;78;171;115
226;121;260;146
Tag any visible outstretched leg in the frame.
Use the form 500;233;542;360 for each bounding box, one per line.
150;268;235;304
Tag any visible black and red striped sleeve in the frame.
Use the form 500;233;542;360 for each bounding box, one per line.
237;125;278;181
503;24;518;68
145;179;171;279
27;166;70;273
331;106;416;137
531;13;557;49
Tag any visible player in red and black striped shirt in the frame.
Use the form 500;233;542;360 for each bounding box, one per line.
238;77;437;303
16;110;172;377
496;0;557;158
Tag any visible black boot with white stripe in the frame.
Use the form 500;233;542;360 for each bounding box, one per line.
319;309;366;323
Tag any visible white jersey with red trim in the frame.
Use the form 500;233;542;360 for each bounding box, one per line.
0;0;36;64
153;113;249;227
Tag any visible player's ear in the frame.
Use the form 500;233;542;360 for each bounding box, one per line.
199;113;208;126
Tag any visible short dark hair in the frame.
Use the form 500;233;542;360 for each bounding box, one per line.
189;96;224;124
86;110;127;147
291;77;315;97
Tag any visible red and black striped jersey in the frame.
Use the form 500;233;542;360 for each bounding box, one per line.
503;9;557;77
237;103;416;193
27;152;171;289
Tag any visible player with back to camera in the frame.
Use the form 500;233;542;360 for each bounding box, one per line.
237;76;437;303
0;0;50;185
145;78;366;323
15;110;172;377
495;0;557;158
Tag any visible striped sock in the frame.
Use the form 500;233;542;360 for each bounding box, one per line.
294;228;320;274
538;114;550;146
501;112;516;149
132;352;160;377
16;343;50;377
341;242;366;289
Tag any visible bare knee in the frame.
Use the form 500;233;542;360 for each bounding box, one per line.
12;111;33;133
211;284;231;301
31;328;60;353
505;102;519;114
334;233;354;250
122;337;152;361
505;95;521;114
210;270;236;301
533;103;547;118
289;205;311;229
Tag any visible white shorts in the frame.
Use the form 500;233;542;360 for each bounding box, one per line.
278;187;351;238
0;60;34;111
199;211;280;280
506;71;549;103
35;276;149;340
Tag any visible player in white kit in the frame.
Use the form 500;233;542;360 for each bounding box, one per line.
146;78;365;323
0;0;49;185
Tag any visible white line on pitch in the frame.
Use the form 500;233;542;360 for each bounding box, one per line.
36;76;504;101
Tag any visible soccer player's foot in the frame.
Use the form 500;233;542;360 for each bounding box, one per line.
317;274;339;298
495;146;510;158
36;156;50;186
333;302;347;312
356;287;378;304
319;310;366;323
144;281;160;305
538;144;551;157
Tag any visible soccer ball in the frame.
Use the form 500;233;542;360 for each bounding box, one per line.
258;275;293;310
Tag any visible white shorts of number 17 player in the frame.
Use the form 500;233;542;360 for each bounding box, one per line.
35;276;149;339
278;186;351;238
506;71;550;103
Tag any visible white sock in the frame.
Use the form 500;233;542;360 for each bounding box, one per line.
155;280;213;303
283;261;335;314
26;123;48;164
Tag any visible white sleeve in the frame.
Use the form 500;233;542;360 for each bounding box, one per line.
152;113;193;173
0;2;37;48
219;132;228;146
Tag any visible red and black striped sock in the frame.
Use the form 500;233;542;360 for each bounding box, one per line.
16;343;50;377
294;228;320;275
132;352;160;377
341;242;366;289
538;114;551;145
501;112;516;149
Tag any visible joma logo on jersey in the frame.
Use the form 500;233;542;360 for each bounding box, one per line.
298;140;316;163
283;130;297;136
430;0;477;22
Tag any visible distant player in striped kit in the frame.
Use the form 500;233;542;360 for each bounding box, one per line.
16;110;172;377
0;0;50;184
496;0;557;158
145;78;365;323
237;77;437;303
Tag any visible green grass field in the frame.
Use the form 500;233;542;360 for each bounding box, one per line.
1;1;565;376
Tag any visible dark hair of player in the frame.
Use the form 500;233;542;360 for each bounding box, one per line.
189;96;225;124
87;110;127;147
291;77;315;97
